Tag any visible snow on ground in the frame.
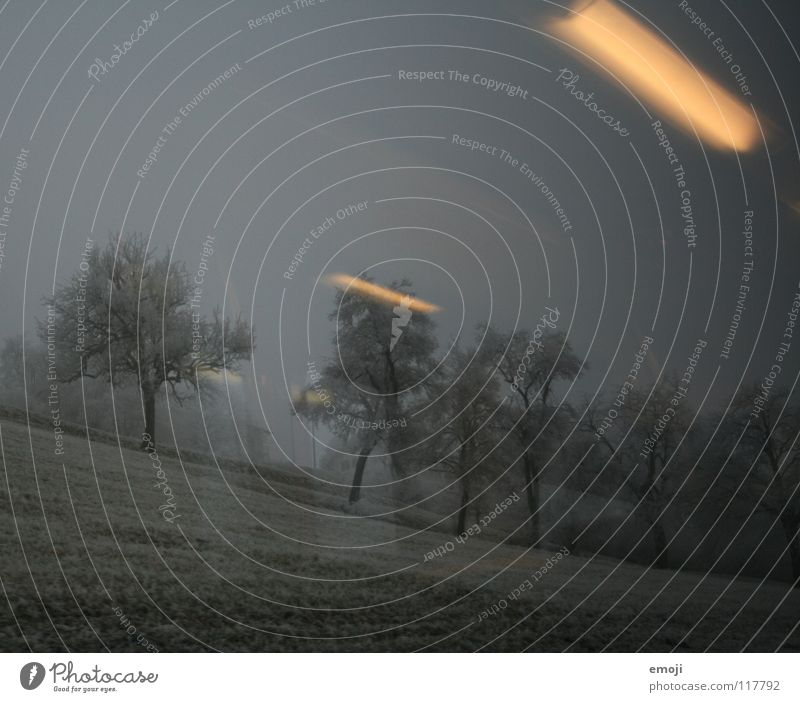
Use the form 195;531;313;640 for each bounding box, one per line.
1;418;798;652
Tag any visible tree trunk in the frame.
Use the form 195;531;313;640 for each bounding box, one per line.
385;394;404;478
457;482;470;535
349;445;373;503
533;474;542;545
522;453;540;546
645;454;669;568
652;517;670;569
780;512;800;587
141;389;156;451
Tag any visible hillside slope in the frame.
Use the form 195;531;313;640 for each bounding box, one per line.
1;417;798;652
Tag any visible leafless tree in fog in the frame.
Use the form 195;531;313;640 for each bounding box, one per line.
297;277;437;502
483;321;582;546
42;232;252;449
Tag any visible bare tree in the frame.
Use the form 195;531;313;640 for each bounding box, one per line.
298;277;437;502
433;347;503;534
300;360;384;503
483;318;582;546
41;233;252;448
585;377;693;569
729;385;800;585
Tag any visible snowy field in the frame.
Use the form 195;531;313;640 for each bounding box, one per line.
1;418;798;652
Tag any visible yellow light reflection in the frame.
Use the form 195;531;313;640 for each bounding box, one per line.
327;273;442;313
552;0;759;151
291;384;325;407
196;367;243;385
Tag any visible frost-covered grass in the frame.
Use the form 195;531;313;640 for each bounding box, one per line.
1;417;798;652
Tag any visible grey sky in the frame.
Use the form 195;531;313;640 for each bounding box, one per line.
1;0;799;454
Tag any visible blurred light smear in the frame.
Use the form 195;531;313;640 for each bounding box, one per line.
327;273;442;313
291;384;324;406
552;0;759;151
198;368;243;385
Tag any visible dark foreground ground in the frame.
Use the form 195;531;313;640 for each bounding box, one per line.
1;416;798;652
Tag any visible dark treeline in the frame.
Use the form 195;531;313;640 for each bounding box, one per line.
298;281;800;587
